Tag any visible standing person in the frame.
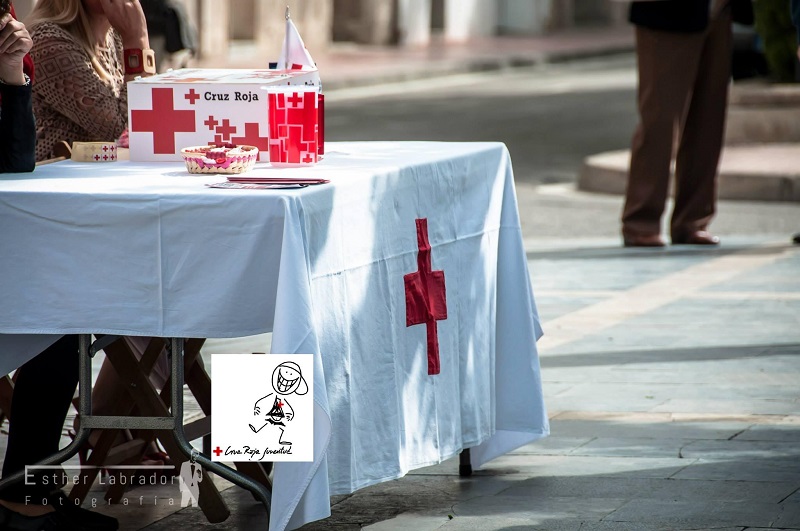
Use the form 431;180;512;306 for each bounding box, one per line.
622;0;733;247
25;0;156;161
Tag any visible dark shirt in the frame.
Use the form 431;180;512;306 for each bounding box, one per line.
629;0;711;33
0;82;36;173
792;0;800;42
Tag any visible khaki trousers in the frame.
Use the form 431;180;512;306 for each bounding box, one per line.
622;8;732;240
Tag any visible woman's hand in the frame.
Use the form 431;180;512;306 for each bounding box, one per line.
0;13;31;85
100;0;149;50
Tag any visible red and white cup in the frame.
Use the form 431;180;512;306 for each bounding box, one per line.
267;87;319;167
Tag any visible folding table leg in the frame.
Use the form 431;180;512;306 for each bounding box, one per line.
98;338;230;522
70;336;167;504
459;449;473;477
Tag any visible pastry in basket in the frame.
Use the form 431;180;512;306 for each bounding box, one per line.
181;144;259;174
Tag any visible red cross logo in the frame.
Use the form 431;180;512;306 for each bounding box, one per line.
287;93;304;108
216;119;237;141
131;88;196;154
213;446;223;456
231;122;269;153
277;400;283;408
110;145;115;152
103;155;108;160
93;154;100;161
102;145;109;152
204;115;219;131
404;218;447;375
302;152;314;163
185;89;200;105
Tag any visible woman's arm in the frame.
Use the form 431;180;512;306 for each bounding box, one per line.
0;82;35;172
0;12;34;173
30;25;128;142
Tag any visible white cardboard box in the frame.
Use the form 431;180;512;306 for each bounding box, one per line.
127;68;320;162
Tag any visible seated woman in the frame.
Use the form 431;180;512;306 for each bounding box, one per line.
27;0;156;161
0;5;117;530
27;0;170;470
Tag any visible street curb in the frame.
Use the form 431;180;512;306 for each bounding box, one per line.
579;149;800;203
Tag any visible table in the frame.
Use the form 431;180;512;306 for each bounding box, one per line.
0;142;549;531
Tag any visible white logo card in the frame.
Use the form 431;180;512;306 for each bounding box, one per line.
211;354;314;462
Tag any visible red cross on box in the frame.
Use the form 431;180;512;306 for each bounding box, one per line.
404;218;447;375
216;119;237;141
205;116;219;131
130;88;196;154
231;122;269;152
287;93;304;107
185;88;200;105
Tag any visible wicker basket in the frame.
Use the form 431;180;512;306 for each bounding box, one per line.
181;145;259;174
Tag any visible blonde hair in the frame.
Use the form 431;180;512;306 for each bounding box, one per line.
26;0;112;80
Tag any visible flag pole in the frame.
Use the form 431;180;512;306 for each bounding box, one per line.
283;5;291;69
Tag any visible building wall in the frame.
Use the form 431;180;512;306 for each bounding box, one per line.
17;0;624;66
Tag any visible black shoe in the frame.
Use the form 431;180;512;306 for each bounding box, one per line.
0;503;76;530
793;233;800;245
45;492;118;531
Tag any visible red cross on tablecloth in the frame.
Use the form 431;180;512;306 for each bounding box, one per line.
231;122;269;152
131;88;196;154
404;218;447;375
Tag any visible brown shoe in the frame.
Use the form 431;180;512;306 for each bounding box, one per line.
623;234;666;247
672;231;720;245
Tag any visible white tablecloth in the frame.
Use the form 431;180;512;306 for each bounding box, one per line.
0;142;549;531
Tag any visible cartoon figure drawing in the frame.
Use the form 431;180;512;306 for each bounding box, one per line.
249;361;308;446
179;452;203;507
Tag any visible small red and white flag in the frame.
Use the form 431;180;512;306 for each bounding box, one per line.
277;8;317;71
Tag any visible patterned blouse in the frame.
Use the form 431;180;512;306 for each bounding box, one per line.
29;22;127;162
